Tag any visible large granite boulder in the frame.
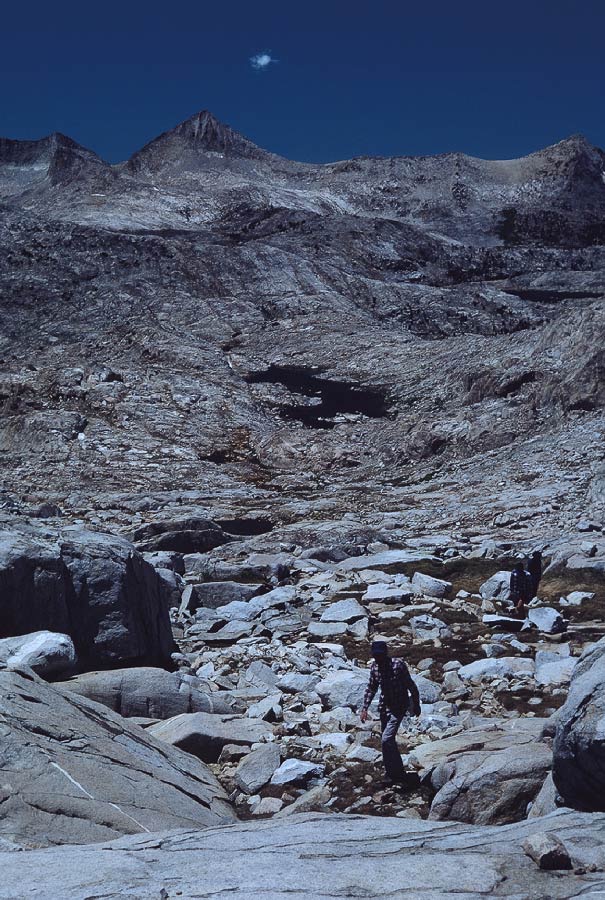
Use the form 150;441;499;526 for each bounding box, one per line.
411;718;552;825
0;666;234;848
2;809;605;899
149;712;273;762
0;630;76;678
553;636;605;811
61;667;236;718
0;522;176;669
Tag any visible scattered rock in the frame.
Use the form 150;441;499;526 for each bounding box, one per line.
522;832;572;870
412;572;452;599
525;607;566;635
235;743;281;793
270;759;325;786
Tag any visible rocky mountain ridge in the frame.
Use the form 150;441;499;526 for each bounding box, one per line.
0;108;605;894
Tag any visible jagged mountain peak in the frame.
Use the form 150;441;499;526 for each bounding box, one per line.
127;110;273;174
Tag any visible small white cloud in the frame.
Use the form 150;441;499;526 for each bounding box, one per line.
250;51;276;71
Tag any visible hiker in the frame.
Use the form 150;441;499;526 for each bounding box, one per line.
509;561;532;614
528;551;543;599
359;641;421;784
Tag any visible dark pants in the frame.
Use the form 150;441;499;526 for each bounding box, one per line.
380;710;406;781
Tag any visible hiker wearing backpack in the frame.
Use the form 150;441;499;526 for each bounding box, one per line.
359;640;421;784
509;562;533;614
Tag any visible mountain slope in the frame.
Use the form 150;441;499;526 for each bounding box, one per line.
0;112;604;534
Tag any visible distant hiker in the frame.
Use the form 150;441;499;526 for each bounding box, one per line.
528;551;543;599
509;562;533;614
359;641;421;784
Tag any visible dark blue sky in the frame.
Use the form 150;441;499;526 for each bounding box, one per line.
2;0;604;163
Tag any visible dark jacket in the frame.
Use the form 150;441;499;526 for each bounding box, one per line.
510;568;532;602
362;657;421;717
528;556;542;582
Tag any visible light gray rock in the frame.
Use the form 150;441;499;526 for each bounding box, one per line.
411;717;547;766
560;591;594;607
336;550;438;572
186;552;290;584
345;744;381;763
411;572;452;599
318;706;359;731
316;669;368;709
479;571;511;601
275;785;331;816
316;732;352;752
149;712;273;763
346;617;369;640
525;607;566;634
410;615;452;641
307;621;347;638
362;583;413;603
414;674;441;704
247;694;283;721
553;636;605;811
458;657;535;681
0;667;234;848
252;796;283;816
522;832;572;870
61;667;236;718
235;743;281;793
244;660;280;690
276;673;320;694
429;742;552;825
3;809;605;898
198;620;255;642
0;630;75;677
319;598;366;623
535;657;577;686
412;719;552;826
270;759;325;786
528;774;560;819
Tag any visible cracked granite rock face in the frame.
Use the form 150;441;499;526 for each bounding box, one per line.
0;666;235;847
1;810;605;898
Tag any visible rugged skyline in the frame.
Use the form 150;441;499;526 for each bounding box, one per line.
4;0;605;165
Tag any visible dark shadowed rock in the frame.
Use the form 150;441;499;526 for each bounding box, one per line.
553;636;605;811
0;522;176;669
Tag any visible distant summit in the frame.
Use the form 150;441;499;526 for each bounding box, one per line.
127;110;273;174
0;132;110;194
